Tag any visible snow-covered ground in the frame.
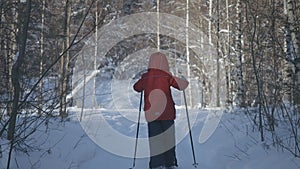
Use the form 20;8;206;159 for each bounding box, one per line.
1;107;299;169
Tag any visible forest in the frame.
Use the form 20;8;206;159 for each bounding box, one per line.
0;0;300;169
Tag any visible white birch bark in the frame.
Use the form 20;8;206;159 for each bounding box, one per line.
157;0;160;50
186;0;193;107
225;0;232;105
92;1;99;108
38;0;45;114
235;0;244;106
8;3;18;115
59;0;71;117
285;0;300;105
216;0;220;107
208;0;213;107
288;0;300;105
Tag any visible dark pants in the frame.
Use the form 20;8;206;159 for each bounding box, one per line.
148;120;178;168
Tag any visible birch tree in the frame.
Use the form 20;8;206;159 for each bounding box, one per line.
7;0;31;140
7;0;31;168
235;0;244;106
38;0;46;115
216;0;220;107
225;0;233;106
0;1;18;117
0;1;15;138
208;0;213;107
59;0;71;117
285;0;300;106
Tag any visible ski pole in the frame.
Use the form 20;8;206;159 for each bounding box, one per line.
183;90;198;168
129;91;143;169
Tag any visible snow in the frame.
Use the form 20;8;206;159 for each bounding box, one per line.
1;52;299;169
1;71;299;168
1;107;299;169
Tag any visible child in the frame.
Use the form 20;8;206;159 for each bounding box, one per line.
133;52;189;169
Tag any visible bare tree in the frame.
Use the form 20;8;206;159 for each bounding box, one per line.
225;0;233;106
235;0;244;107
59;0;72;117
285;0;300;106
7;0;32;168
216;0;221;107
38;0;46;115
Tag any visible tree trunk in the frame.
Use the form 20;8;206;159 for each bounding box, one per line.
185;0;193;107
269;0;277;131
283;0;294;103
157;0;160;50
286;0;300;106
225;0;233;106
287;0;300;106
208;0;212;107
92;0;99;108
7;0;31;140
59;0;71;117
216;0;220;107
7;0;31;167
249;9;264;141
295;59;300;106
3;2;18;118
38;0;46;115
235;0;245;106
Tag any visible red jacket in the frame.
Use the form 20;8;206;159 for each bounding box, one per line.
133;52;189;122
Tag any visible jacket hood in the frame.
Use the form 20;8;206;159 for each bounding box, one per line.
148;52;170;72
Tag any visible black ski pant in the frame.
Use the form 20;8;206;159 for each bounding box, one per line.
148;120;178;168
